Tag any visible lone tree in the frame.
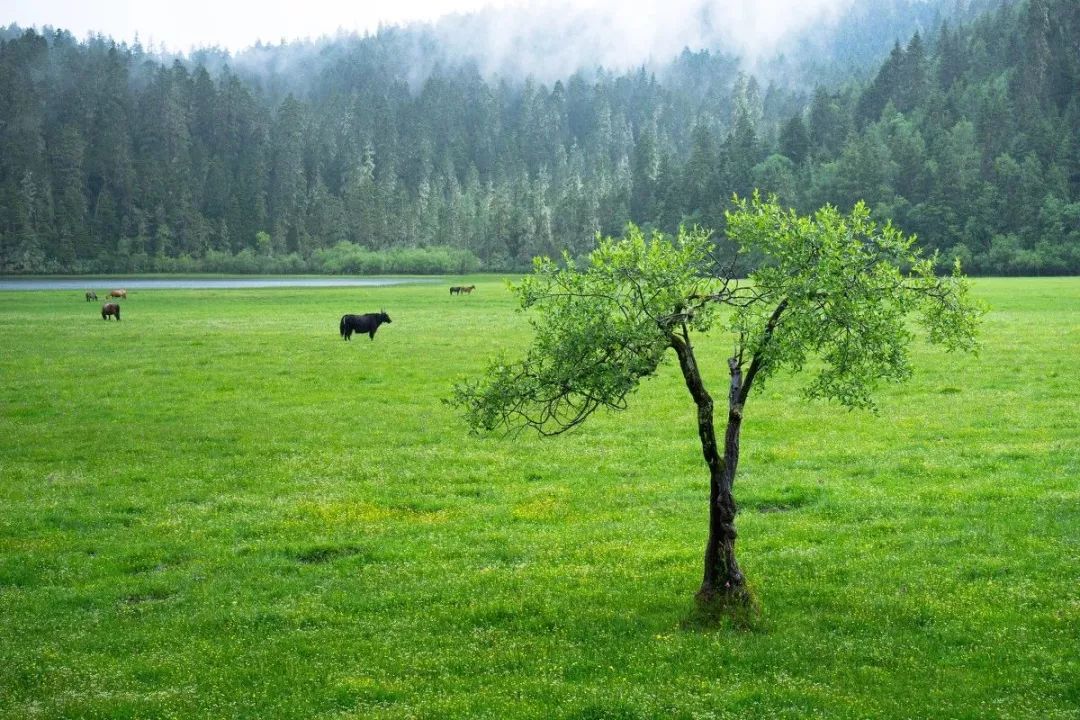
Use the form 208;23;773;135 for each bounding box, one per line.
451;195;981;605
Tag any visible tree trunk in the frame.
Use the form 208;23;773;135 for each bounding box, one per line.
671;333;746;602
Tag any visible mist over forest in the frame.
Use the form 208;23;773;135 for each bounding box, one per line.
1;0;1077;275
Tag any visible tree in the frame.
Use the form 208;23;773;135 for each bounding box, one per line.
751;154;798;207
856;42;903;127
935;22;967;91
898;31;928;112
630;121;659;222
725;111;762;200
779;113;810;166
681;122;722;228
451;195;981;608
808;86;851;158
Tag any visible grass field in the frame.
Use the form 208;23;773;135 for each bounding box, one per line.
0;277;1077;719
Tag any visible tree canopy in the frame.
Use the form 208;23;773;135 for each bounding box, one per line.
455;195;980;432
723;196;981;409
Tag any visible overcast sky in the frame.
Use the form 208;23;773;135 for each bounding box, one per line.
2;0;530;50
2;0;577;51
3;0;854;56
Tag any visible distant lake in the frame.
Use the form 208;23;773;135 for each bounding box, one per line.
0;277;442;291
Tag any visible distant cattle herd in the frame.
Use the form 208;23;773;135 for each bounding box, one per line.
85;283;477;340
88;289;127;319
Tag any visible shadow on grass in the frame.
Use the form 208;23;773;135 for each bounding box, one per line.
680;585;765;633
289;544;368;564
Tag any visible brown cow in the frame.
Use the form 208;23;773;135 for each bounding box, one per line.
101;303;121;321
107;289;127;299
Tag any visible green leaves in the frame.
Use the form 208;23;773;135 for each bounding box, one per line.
454;195;983;434
452;225;715;435
726;194;983;409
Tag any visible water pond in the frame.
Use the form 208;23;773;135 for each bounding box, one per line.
0;277;440;291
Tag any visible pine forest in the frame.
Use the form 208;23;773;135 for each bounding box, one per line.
1;0;1077;275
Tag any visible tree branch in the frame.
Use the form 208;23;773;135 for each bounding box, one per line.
737;298;788;406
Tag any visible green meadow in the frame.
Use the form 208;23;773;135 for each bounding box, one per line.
0;277;1077;719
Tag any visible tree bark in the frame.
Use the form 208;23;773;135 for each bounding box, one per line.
670;332;746;601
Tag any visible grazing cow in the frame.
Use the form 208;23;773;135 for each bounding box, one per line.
108;289;127;299
101;302;121;321
460;285;476;294
85;291;98;302
340;311;392;341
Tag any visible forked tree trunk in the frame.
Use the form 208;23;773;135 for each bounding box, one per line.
671;333;746;601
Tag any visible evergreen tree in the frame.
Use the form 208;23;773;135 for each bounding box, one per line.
682;122;723;229
898;31;929;112
779;114;810;165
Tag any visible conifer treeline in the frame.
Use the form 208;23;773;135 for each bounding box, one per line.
1;0;1077;275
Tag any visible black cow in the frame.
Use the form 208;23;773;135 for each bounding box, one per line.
340;311;392;341
101;302;121;321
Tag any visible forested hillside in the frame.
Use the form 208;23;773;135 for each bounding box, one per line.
0;0;1076;274
790;0;1080;274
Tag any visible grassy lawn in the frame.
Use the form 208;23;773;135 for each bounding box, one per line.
0;277;1077;719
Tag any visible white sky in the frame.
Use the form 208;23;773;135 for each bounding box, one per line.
2;0;853;55
2;0;535;51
